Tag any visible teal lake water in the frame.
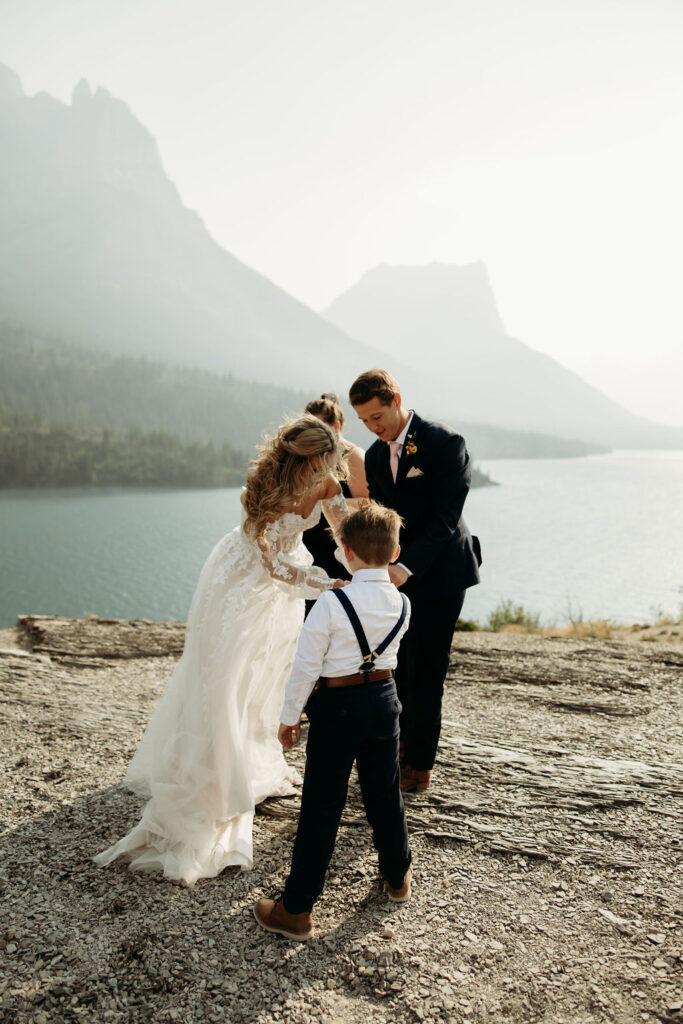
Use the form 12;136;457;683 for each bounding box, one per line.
1;450;682;628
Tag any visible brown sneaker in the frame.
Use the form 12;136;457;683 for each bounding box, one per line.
400;766;431;793
385;865;413;903
253;897;314;941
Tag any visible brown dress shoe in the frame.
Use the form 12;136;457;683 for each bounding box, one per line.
400;766;431;793
253;898;314;941
385;864;413;903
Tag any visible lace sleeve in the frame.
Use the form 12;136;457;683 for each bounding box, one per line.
258;518;337;598
321;490;349;531
321;490;352;574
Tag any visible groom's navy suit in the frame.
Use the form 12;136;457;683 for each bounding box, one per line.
364;412;480;770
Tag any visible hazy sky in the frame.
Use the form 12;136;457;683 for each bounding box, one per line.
3;0;682;425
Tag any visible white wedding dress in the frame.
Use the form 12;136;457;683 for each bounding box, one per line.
94;494;348;885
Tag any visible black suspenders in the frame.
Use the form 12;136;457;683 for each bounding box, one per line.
331;589;408;680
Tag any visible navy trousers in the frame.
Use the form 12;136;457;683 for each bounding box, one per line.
395;589;466;771
283;678;411;914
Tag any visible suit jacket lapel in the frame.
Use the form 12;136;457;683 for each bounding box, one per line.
395;413;422;486
370;438;394;496
380;439;395;492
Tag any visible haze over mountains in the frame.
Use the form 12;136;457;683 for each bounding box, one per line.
1;63;679;452
0;64;410;394
2;325;603;464
324;264;681;448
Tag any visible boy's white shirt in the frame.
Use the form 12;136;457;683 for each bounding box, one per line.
279;568;411;727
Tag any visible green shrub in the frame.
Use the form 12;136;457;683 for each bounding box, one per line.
487;599;541;633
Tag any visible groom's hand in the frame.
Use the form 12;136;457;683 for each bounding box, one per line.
278;723;301;749
388;564;410;588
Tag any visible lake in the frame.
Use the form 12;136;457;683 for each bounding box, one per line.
1;450;681;629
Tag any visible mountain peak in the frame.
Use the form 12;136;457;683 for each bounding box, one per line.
360;260;498;298
72;78;92;105
94;85;114;103
0;63;24;99
327;260;505;337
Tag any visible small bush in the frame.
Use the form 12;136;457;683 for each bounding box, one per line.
487;600;541;633
454;618;480;632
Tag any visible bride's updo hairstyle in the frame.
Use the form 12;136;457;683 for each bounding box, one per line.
243;415;348;544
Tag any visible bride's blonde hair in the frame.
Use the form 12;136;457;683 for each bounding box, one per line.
243;415;348;543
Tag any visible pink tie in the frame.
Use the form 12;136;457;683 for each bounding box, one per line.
389;441;401;482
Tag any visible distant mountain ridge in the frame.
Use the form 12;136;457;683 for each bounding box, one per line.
1;64;679;451
324;263;683;448
0;324;310;450
0;325;606;463
0;64;419;396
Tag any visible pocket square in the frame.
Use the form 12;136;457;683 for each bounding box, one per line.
406;466;424;478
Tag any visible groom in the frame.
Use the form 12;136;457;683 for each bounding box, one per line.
349;369;481;793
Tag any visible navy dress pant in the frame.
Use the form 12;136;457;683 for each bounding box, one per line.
283;678;411;914
395;589;466;771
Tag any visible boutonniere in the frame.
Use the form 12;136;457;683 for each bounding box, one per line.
404;432;418;456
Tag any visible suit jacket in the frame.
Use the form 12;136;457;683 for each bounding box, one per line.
365;412;480;600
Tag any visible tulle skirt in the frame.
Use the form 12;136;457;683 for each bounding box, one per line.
94;527;304;885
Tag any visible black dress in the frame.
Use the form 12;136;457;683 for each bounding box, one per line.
302;479;352;617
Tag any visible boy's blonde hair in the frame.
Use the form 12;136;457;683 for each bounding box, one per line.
335;500;403;567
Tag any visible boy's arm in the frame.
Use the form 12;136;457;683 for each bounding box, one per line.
278;722;301;750
279;595;333;730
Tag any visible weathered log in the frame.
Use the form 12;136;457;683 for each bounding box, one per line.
17;614;186;659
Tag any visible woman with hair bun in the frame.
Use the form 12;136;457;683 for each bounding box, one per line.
95;416;350;885
304;393;368;499
302;394;368;609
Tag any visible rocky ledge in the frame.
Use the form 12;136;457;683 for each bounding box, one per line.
1;618;681;1024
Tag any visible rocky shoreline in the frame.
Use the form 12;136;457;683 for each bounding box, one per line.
1;617;681;1024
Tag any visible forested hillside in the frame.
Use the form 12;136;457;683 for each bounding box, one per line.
0;326;605;472
0;326;309;449
0;416;246;488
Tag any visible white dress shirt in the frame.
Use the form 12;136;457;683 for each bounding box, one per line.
392;411;414;460
390;411;414;577
280;569;411;726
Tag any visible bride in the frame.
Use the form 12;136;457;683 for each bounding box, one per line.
95;415;349;885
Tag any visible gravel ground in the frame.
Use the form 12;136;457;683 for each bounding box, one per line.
0;619;681;1024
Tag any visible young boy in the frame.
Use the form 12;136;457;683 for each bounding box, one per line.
254;501;413;941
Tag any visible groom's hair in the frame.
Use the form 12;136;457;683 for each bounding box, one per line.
349;369;400;407
336;500;402;566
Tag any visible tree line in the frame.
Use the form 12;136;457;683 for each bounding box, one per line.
0;327;499;489
0;324;308;452
0;416;247;488
0;324;605;464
